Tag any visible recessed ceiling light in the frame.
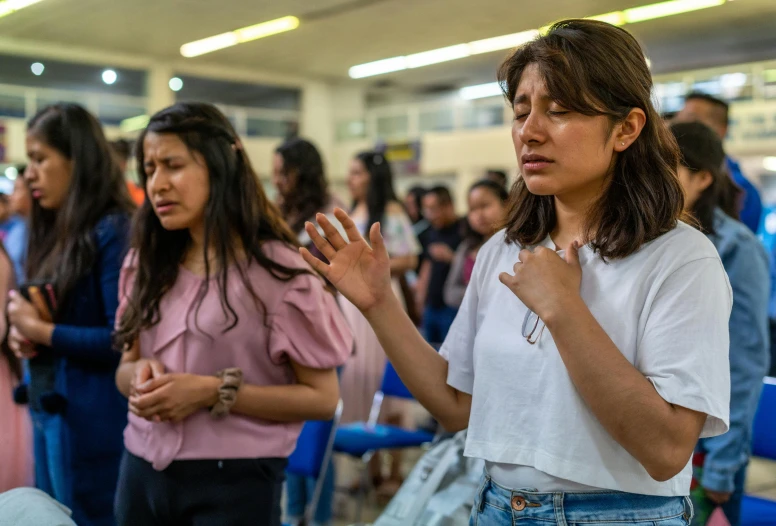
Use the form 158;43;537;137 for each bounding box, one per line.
30;62;44;76
102;69;117;85
4;166;18;180
168;77;184;92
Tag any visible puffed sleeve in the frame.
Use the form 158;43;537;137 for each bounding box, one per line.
269;273;353;369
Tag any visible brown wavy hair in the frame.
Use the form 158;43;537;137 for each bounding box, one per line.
498;19;685;260
114;102;309;350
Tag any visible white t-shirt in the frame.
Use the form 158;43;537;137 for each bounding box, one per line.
439;223;731;497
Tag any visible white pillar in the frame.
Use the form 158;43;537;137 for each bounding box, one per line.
300;81;335;169
147;64;175;115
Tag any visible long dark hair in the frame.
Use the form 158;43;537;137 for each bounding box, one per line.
498;19;684;260
26;104;135;303
354;151;397;234
276;138;329;234
114;102;309;350
670;121;741;234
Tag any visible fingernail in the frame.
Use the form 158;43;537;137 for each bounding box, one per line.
8;290;14;298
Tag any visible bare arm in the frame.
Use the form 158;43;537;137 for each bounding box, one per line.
546;297;705;481
130;360;341;423
227;362;340;421
301;209;472;432
501;244;707;482
415;259;431;312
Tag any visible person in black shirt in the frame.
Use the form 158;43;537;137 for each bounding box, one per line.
417;186;463;345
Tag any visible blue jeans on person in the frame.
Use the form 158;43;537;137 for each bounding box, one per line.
691;463;747;526
31;410;71;508
285;460;335;526
470;474;692;526
422;305;458;346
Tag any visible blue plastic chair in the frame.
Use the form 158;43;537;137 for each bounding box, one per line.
741;377;776;525
284;399;342;526
333;361;435;523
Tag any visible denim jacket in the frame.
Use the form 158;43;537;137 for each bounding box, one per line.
698;209;771;492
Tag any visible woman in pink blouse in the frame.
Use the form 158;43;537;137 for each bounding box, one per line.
112;102;352;526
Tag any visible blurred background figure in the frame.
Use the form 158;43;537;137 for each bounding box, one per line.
272;136;346;526
0;240;33;493
338;150;420;498
110;139;144;206
416;186;462;345
444;179;508;309
484;169;509;190
674;93;763;234
9;103;134;526
672;121;770;526
0;170;28;282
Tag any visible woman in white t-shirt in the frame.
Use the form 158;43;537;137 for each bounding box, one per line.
301;19;731;526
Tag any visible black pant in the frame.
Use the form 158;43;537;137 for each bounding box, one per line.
114;451;287;526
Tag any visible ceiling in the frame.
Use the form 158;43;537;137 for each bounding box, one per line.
1;0;775;96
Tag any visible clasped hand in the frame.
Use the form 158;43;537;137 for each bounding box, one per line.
129;359;218;424
498;241;583;323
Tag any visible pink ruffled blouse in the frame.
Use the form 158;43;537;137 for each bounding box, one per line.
119;241;353;470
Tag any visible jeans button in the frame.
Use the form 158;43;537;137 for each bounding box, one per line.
511;495;526;511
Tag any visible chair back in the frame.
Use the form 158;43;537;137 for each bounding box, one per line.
380;361;414;400
287;400;343;478
752;377;776;460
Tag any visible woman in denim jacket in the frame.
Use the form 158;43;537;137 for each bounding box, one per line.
672;121;771;526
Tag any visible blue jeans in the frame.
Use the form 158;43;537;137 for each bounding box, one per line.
285;461;335;526
691;463;747;526
470;475;692;526
31;410;71;507
422;305;458;346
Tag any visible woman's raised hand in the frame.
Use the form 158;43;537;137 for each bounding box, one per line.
300;208;394;313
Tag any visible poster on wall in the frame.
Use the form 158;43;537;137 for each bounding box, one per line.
376;140;421;176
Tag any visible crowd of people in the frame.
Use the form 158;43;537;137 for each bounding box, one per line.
0;17;772;526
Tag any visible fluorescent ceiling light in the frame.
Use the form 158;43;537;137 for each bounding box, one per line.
120;115;150;133
349;56;407;79
460;82;503;100
624;0;725;23
181;16;299;58
348;0;727;78
406;44;470;68
469;30;539;55
0;0;44;18
764;157;776;172
586;11;626;26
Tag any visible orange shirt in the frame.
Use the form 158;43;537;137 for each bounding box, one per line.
126;181;145;206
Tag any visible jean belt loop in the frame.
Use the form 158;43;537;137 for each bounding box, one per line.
478;476;490;513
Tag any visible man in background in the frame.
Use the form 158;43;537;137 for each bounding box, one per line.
416;186;463;345
675;92;763;234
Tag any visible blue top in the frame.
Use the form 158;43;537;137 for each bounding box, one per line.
727;157;763;235
27;211;131;526
698;209;771;493
2;214;27;282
